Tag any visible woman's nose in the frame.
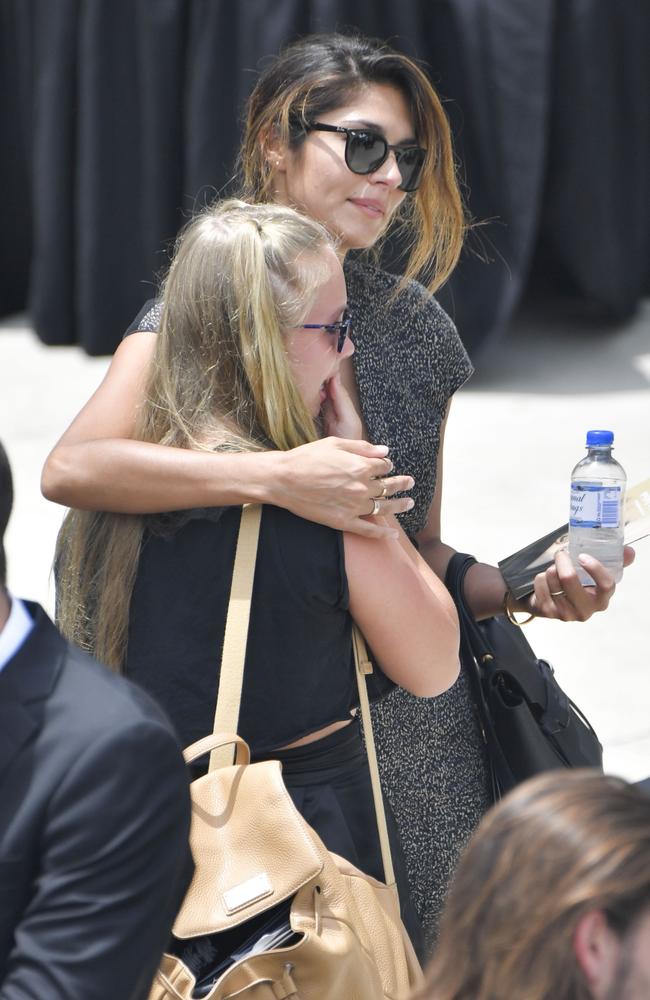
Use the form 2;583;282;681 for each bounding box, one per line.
369;150;402;189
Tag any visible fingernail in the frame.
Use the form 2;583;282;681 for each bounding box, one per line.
407;477;415;488
578;553;595;565
377;445;389;456
405;499;415;510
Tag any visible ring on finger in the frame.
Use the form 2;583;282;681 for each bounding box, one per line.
379;483;389;499
368;497;381;516
550;590;565;598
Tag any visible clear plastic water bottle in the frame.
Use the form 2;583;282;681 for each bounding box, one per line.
569;430;626;585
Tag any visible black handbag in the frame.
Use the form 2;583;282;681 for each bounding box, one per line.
445;553;603;798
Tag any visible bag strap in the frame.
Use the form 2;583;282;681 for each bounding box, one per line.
352;626;396;889
209;503;262;770
444;552;517;796
444;553;489;657
446;553;555;715
211;503;396;888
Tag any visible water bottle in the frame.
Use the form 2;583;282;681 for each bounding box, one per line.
569;430;626;585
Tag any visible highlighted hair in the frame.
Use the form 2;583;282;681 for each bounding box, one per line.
238;32;466;293
416;771;650;1000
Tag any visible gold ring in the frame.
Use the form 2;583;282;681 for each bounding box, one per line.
369;497;381;516
550;590;565;598
380;484;389;499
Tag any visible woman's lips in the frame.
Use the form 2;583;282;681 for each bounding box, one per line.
348;198;385;218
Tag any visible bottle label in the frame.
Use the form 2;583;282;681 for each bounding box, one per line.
570;482;622;528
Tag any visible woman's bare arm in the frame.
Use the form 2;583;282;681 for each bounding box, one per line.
344;515;460;697
41;332;414;537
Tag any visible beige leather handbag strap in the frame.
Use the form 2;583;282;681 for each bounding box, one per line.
352;626;396;889
210;503;396;889
209;503;262;771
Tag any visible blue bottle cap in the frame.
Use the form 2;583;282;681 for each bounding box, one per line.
586;429;614;446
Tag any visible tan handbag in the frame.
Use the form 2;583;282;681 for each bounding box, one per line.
150;505;423;1000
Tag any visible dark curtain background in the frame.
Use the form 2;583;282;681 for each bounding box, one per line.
1;0;649;358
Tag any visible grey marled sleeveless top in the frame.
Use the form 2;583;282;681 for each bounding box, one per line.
343;259;472;526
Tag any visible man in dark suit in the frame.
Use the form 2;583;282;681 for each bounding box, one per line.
0;441;193;998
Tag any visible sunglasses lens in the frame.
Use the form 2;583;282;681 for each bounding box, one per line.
396;148;426;192
338;124;425;191
346;132;388;175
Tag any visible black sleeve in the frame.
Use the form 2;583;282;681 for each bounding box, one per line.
0;720;193;1000
123;298;162;337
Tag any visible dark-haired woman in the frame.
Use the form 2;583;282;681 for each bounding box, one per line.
43;33;631;949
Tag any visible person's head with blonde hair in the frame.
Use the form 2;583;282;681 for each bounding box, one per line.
417;770;650;1000
144;198;334;454
56;198;343;669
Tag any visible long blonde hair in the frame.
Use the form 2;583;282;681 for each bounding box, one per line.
56;199;333;669
238;32;466;293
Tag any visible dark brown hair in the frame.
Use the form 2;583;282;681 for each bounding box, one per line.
238;32;466;293
417;770;650;1000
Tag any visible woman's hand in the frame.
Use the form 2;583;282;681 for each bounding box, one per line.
321;373;363;440
273;437;415;539
514;545;636;622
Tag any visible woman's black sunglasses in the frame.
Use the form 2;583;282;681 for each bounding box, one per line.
305;122;426;193
298;310;352;353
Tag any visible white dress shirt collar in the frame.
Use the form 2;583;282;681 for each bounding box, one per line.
0;594;35;674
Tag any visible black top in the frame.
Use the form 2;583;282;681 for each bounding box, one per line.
126;504;392;754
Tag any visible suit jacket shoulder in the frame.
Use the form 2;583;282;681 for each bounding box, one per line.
0;605;192;1000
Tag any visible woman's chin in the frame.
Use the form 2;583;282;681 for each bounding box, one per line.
338;210;389;250
339;229;378;253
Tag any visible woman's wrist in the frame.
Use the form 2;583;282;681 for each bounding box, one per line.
502;589;536;626
461;561;516;621
216;450;282;507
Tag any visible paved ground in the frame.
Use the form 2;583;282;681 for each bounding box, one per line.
1;301;649;780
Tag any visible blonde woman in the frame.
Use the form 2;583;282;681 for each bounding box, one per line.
56;199;460;952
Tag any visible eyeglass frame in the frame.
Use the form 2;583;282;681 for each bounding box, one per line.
304;121;427;193
296;310;353;353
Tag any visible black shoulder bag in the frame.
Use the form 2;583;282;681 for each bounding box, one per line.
445;553;603;799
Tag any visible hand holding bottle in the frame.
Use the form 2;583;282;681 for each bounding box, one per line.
512;544;636;622
513;429;636;621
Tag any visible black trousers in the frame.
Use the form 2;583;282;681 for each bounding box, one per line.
253;718;424;959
